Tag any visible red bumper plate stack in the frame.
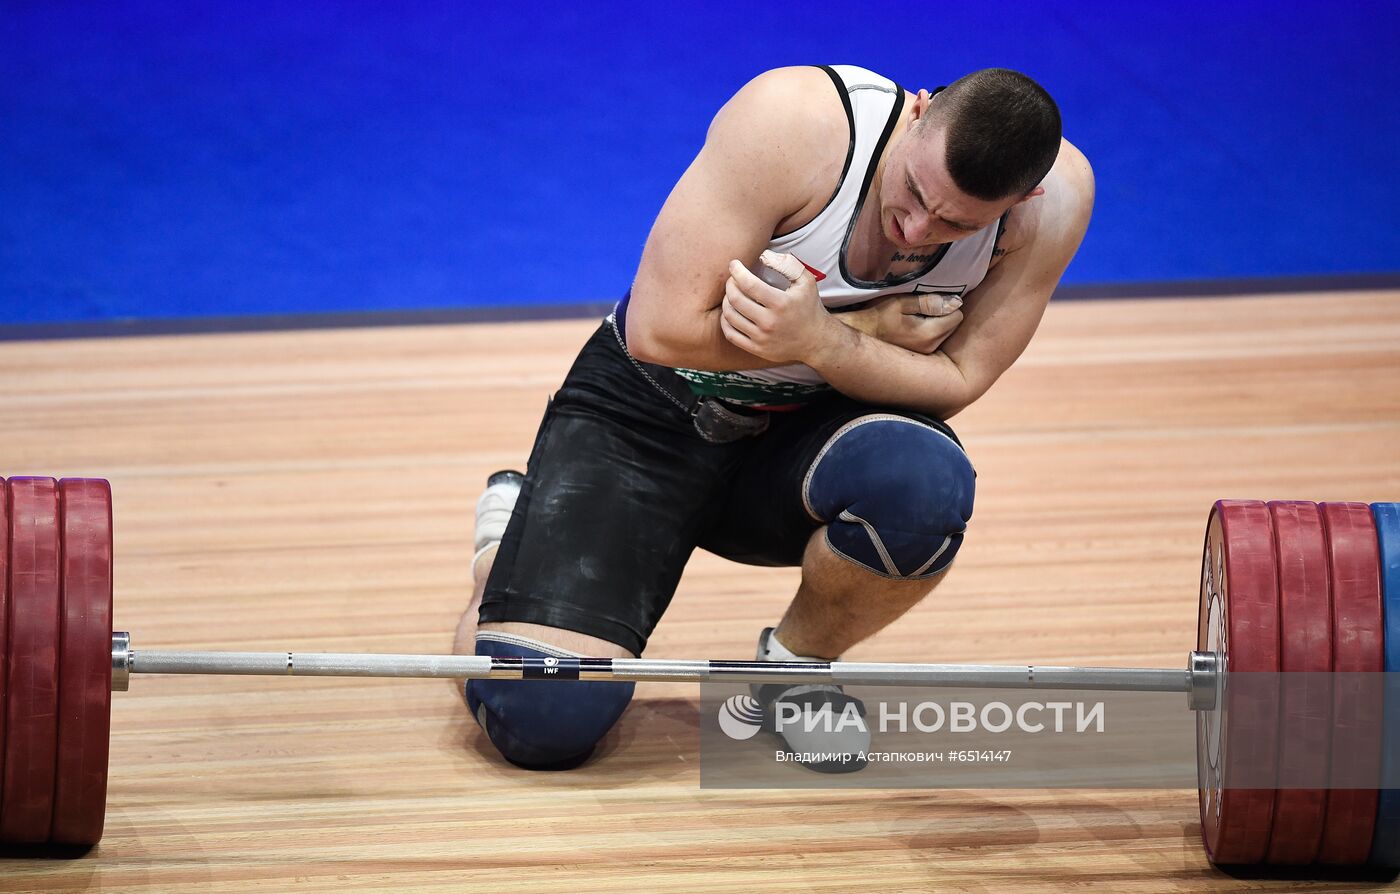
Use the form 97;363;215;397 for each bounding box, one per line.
0;477;113;848
1197;499;1388;868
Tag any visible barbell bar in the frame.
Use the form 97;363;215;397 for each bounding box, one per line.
112;634;1210;698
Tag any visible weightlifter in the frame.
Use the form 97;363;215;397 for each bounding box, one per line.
453;64;1094;771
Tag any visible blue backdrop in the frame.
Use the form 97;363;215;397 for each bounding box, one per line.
2;1;1397;324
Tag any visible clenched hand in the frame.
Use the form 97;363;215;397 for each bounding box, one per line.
719;250;834;364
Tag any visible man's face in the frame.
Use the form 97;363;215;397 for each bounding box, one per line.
878;124;1019;249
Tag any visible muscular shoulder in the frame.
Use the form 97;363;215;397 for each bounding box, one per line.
994;138;1095;259
704;67;852;220
711;67;849;151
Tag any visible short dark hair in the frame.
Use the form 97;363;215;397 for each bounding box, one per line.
924;68;1061;201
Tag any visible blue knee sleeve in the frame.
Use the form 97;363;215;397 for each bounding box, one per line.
803;414;974;579
466;637;635;770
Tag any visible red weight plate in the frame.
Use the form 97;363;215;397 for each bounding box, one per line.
0;478;62;843
50;479;113;846
1197;500;1280;865
1263;501;1331;864
0;478;8;823
1317;502;1384;865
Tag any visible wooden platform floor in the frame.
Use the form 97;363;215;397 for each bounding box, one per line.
2;289;1399;892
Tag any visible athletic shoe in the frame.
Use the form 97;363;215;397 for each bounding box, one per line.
752;627;870;773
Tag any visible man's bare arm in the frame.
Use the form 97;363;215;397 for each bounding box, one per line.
624;68;842;371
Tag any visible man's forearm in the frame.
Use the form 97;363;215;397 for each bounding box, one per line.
630;294;886;372
629;307;796;371
806;321;972;418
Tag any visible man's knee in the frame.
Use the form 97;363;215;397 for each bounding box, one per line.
466;634;634;770
803;414;975;579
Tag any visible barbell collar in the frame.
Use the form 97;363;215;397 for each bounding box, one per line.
112;631;131;692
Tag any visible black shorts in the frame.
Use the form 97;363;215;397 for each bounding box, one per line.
477;319;962;656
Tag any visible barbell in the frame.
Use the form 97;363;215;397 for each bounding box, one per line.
0;477;1396;870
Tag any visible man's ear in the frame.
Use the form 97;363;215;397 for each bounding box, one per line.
910;88;934;123
1016;186;1046;204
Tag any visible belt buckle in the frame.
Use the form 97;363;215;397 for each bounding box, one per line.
692;398;769;443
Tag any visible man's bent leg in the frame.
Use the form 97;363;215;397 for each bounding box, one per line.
454;322;743;769
703;402;974;771
706;404;975;656
453;476;634;665
774;527;949;659
456;544;630;773
778;411;974;654
453;477;639;768
454;547;635;771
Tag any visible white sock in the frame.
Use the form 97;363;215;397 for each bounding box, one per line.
761;628;830;662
